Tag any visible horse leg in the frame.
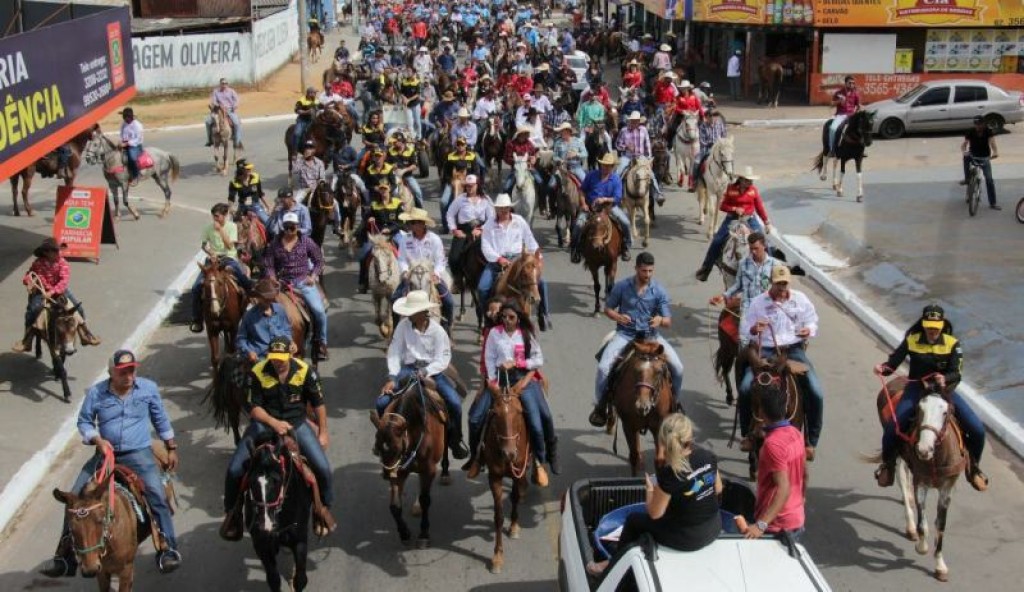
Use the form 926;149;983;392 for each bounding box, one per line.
10;177;19;216
55;353;71;403
118;564;135;592
933;485;952;581
642;204;650;248
625;426;643;476
591;267;601;316
896;460;918;540
819;155;829;182
836;160;846;198
508;477;522;540
416;469;435;547
292;539;309;592
440;445;451;486
914;484;931;555
97;572;113;592
489;474;505;573
389;477;412;543
696;182;707;225
208;330;221;372
855;158;864;203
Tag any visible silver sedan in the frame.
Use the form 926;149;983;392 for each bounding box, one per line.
867;79;1024;139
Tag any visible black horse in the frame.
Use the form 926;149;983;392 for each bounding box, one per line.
246;435;313;592
813;110;874;202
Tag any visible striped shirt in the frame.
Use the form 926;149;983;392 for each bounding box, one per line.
615;125;652;158
263;235;324;284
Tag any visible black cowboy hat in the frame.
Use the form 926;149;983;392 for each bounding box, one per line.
277;187;294;199
34;238;66;258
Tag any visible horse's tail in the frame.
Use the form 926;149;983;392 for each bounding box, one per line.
861;451;884;464
203;358;241;430
713;342;734;384
812;151;825;174
169;154;181;183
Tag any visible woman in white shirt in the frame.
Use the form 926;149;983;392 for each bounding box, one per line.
465;301;559;486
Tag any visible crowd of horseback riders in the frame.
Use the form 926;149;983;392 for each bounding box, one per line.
19;0;992;587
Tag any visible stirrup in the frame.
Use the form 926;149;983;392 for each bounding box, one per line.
875;463;894;487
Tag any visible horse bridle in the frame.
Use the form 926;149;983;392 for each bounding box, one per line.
249;445;291;511
493;375;529;479
633;353;669;404
379;378;427;472
67;501;114;557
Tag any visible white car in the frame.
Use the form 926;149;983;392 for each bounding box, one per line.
565;50;590;93
867;79;1024;139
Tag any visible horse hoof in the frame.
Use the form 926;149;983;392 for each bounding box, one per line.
642;239;648;247
490;560;503;574
456;313;465;322
906;529;919;542
856;195;863;203
819;174;827;181
935;569;949;583
726;393;734;406
401;536;414;547
440;473;452;486
915;540;929;555
411;502;422;517
836;190;844;198
416;537;431;549
509;525;521;539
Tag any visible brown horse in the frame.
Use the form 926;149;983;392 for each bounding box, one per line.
606;340;675;476
579;205;620;315
454;234;487;340
285;111;346;176
23;288;86;402
307;27;324;63
757;60;784;108
198;258;247;370
236;213;267;276
481;379;531;574
552;164;583;249
432;122;454;177
370;374;449;547
495;250;543;326
210;106;235;175
872;377;968;581
713;298;742;407
10;128;91;216
305;180;337;249
335;172;361;257
481;115;506;192
743;343;806;479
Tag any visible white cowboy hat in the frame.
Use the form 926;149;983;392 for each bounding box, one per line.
628;60;639;66
514;125;532;136
659;44;671;52
464;174;478;185
597;152;617;166
678;80;693;88
398;207;436;226
493;193;518;208
737;166;761;181
417;46;428;52
441;36;450;42
457;107;470;117
660;71;676;80
554;121;573;132
394;290;439;316
537;63;550;71
627;111;642;122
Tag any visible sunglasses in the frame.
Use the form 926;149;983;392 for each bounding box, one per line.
923;311;943;321
283;224;298;231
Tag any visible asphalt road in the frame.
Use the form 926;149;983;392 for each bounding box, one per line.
0;119;1022;592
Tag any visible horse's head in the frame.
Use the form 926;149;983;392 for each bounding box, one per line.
405;259;434;294
508;251;541;305
53;476;114;576
198;259;224;317
716;136;735;178
490;386;527;465
915;389;951;462
680;112;699;142
629;157;654;192
853;111;875;147
318;108;343;129
51;296;82;356
628;341;670;417
246;437;290;533
370;409;409;478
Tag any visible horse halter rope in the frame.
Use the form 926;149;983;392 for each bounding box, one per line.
495;375;529;479
69;448;117;556
311;182;336;213
250;445;291;511
379;379;427;472
633;352;669;405
753;324;800;423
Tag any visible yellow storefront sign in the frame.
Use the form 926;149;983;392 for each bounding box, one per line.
693;0;766;24
814;0;1024;27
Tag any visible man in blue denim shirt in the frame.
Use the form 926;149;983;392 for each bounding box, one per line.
589;253;685;427
236;279;293;362
44;349;181;577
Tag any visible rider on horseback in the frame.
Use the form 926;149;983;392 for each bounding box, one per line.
440;138;484;234
263;212;329;361
465;300;559;485
576;89;607;142
220;337;334;540
357;182;404;293
502;126;543;194
377;291;470;459
12;239;101;352
228;159;270;224
331;143;370;205
357;110;387;173
204;78;242;149
189;203;255;333
550;121;587;196
737;266;823;461
827;76;861;156
267;187;312;238
363;148;398;202
572;152;632;262
691;108;727;192
292;140;343;238
399;67;424;140
387;133;424;208
666;80;703;151
873;305;989;491
236;279;293;361
616;111;664;206
292;87;319;152
695;167;770;282
392;208;455;331
589;252;685;427
478;194;552;331
119;107;144;186
447;175;494;293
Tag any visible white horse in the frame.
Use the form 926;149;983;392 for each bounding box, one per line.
671;112;699;187
511;154;537;226
405;257;453;327
369;234;400;344
623;157;654;248
695;136;735;238
83;128;180;219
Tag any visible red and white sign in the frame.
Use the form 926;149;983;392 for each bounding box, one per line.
53;186;116;260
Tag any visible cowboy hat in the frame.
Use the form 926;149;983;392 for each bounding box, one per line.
537;63;550;71
252;278;279;300
597;152;617;166
554;121;573;132
457;107;470;117
493;193;518;208
33;238;66;258
393;290;439;316
480;73;492;80
441;90;455;100
659;71;676;79
678;80;693;88
628;60;639;66
659;44;671;52
398;207;436;226
464;174;478;185
627;111;642;121
737;166;760;181
514;125;531;136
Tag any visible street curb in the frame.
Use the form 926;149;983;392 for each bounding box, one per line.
0;249;204;537
772;230;1024;460
741;118;827;128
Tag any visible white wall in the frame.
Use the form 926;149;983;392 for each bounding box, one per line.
252;0;299;80
133;32;254;92
822;34;897;75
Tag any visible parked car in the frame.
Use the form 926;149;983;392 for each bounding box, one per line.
565;50;590;93
558;478;832;592
867;79;1024;139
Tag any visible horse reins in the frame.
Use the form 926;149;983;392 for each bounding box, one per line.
67;446;117;556
496;371;530;479
250;445;290;510
876;368;944;445
379;378;427;472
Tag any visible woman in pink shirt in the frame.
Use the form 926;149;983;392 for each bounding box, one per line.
695;166;771;282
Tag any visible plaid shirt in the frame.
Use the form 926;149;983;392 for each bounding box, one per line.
724;254;778;343
545;108;570;130
698;118;728;150
615;125;652;158
263;235;324;284
25;256;70;294
292;156;326;190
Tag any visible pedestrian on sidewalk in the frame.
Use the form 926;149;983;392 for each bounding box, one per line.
727;50;742;100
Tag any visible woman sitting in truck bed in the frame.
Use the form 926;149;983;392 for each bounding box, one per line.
588;413;723;576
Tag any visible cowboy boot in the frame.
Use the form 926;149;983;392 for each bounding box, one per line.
78;324;102;346
967;458;989;492
547;436;561;475
875;460;896;488
39;534;77;577
448;425;469;460
588;394;611;428
11;328;33;353
532;460;549;487
219;506;244;542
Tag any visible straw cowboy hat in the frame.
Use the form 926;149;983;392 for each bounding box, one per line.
399;207;436;226
393;290;439;316
537;63;550;71
555;121;573;132
597;152;617;166
493;193;518;208
659;44;671;52
441;90;455;100
457;107;470;117
737;166;761;181
627;111;642;122
514;125;532;136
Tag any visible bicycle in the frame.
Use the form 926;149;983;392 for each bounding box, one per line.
964;155;985;217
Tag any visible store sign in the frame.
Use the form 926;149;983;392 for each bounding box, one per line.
693;0;766;24
0;7;135;183
809;71;1024;104
53;186;117;260
815;0;1024;27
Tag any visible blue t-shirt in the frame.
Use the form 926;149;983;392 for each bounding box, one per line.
606;277;672;339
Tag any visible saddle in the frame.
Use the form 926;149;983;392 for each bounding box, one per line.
386;374;450;423
279;435;337;536
825;119;848;156
98;445;175;552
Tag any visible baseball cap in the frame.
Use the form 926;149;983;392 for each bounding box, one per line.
921;304;946;330
771;265;792;284
267;337;292;361
111;349;139;369
282;212;300;224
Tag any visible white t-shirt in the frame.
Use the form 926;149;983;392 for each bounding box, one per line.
727;55;741;78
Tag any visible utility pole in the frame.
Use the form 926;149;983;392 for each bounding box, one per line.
298;0;309;91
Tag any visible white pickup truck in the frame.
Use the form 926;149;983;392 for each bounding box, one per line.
558;478;832;592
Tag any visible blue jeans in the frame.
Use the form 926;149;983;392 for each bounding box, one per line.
391;278;454;329
502;169;544;195
294;282;328;345
477;262;550;317
224;421;333;510
67;448;177;549
617;156;662;197
407;105;423;139
240;203;270;226
293;119;312;151
467;378;555;462
701;214;764;270
728;76;740;100
375;366;463;432
399;175;423;208
125;145;143;179
828;114;848;155
190;258;253;321
205;111;242;145
595;333;684;407
548;164;586;190
963;155;997;206
881;382;986;464
27;289;83;327
738;345;824;446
